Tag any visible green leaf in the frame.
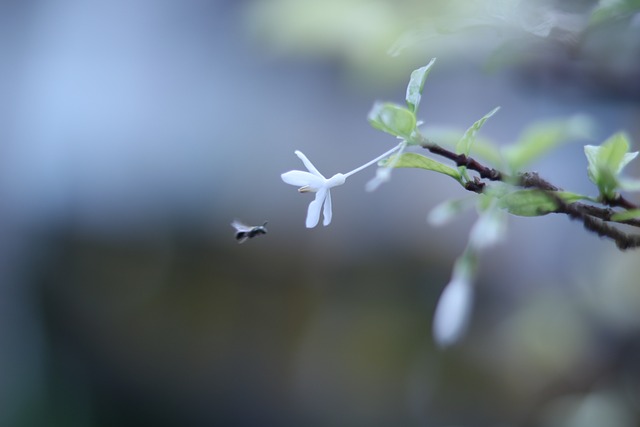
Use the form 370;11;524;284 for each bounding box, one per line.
589;0;640;25
584;132;638;198
419;125;503;166
368;102;416;139
405;58;436;114
456;107;500;157
611;209;640;221
498;190;587;217
384;152;461;181
619;178;640;192
503;115;594;172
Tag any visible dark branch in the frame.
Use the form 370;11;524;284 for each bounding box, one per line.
604;194;639;210
424;144;504;181
420;141;640;250
550;195;640;250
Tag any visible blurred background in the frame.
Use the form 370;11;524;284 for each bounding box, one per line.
1;0;640;426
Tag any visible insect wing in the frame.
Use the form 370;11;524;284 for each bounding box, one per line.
231;220;252;233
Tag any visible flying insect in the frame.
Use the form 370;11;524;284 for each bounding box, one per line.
231;220;268;243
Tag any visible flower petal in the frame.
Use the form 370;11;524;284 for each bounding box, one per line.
325;173;346;188
468;207;507;250
322;190;333;226
432;276;473;348
365;166;392;192
281;170;324;188
306;188;326;228
295;150;325;179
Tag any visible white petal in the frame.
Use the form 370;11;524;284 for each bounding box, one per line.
427;198;474;226
325;173;346;188
295;150;325;178
432;276;474;348
365;167;392;192
322;190;333;226
469;207;507;250
306;188;326;228
281;170;324;188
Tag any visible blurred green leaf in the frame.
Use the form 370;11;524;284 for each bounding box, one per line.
585;132;638;198
611;209;640;221
503;115;594;172
405;58;436;114
619;178;640;191
420;125;504;166
456;107;500;157
384;152;461;181
368;102;416;139
589;0;640;25
498;190;587;217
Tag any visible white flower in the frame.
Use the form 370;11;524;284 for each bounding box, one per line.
432;251;476;348
468;205;507;250
281;144;403;228
281;151;346;228
365;142;407;192
432;274;474;348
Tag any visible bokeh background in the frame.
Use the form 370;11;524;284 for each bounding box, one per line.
2;0;640;426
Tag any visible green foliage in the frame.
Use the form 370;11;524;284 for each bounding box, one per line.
611;209;640;221
385;152;461;181
360;59;640;350
420;126;503;166
366;60;640;257
456;107;500;157
589;0;640;25
405;58;436;114
503;115;594;172
368;102;416;139
456;107;500;179
497;190;587;217
584;132;639;199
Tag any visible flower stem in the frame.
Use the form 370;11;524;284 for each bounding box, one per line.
343;143;404;178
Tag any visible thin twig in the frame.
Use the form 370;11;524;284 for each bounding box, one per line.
420;141;640;250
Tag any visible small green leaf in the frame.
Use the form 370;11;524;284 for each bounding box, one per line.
384;152;461;181
419;125;503;166
503;115;593;172
456;107;500;157
611;209;640;221
585;132;638;198
368;102;416;139
405;58;436;114
498;190;587;217
589;0;640;25
619;178;640;192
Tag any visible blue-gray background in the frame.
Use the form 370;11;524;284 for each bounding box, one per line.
1;1;640;426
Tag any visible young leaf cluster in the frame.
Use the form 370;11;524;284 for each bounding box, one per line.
369;60;640;251
366;59;640;347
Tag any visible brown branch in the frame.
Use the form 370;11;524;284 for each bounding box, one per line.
549;195;640;250
604;194;639;210
425;144;504;181
420;141;640;250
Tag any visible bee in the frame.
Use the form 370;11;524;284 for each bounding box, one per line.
231;220;268;243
